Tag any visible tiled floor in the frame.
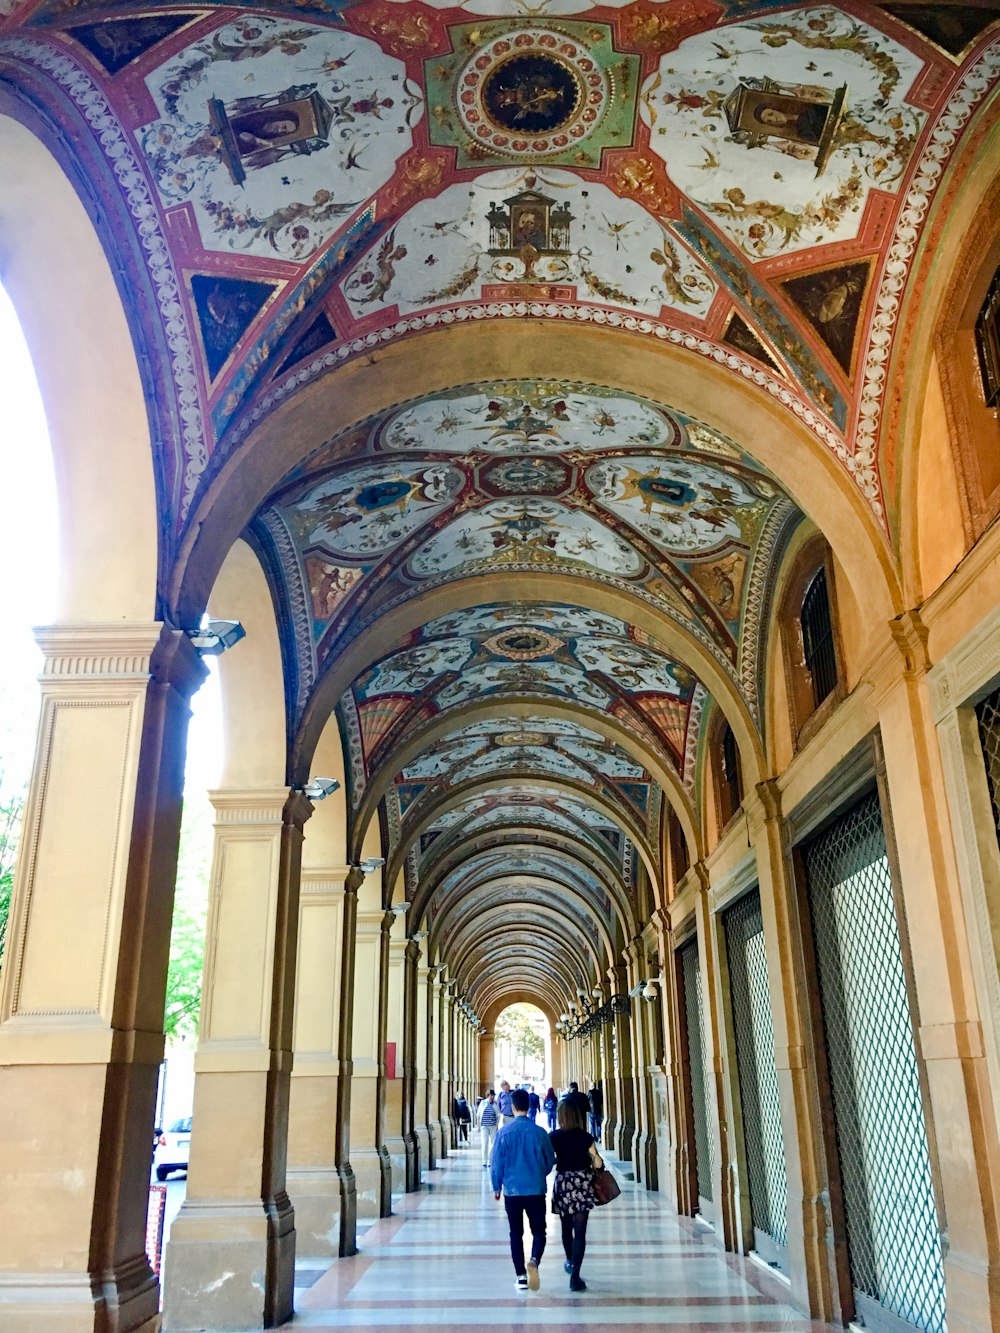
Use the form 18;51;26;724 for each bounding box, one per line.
281;1143;833;1332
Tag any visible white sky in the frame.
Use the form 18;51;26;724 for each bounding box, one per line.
0;282;222;800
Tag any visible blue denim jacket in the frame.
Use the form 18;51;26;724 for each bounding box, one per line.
490;1115;556;1196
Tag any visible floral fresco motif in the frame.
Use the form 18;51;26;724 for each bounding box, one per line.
381;380;680;454
140;17;421;259
407;498;646;577
290;460;464;557
341;167;715;319
587;454;766;555
384;0;677;14
641;8;926;258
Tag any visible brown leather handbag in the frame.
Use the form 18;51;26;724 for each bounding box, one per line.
592;1166;621;1206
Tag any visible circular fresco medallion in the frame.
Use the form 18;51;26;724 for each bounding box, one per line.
456;29;609;158
484;626;563;660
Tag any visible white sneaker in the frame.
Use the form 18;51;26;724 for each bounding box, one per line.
516;1274;529;1293
526;1258;540;1291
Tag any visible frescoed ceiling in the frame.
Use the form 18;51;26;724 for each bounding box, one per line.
2;0;996;1009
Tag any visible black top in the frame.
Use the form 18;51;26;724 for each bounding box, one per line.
550;1127;595;1172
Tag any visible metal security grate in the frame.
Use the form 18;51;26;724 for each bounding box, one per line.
680;939;713;1203
724;890;788;1255
975;684;1000;839
801;566;837;708
802;791;946;1333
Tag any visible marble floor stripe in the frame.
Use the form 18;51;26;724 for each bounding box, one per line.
279;1144;831;1332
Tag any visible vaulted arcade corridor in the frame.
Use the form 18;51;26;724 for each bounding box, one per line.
1;1;1000;1331
280;1145;829;1332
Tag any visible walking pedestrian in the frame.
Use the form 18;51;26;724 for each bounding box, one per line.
491;1087;555;1293
455;1093;472;1143
588;1080;604;1143
527;1086;541;1122
479;1089;500;1166
550;1095;603;1292
497;1079;514;1125
561;1080;591;1124
543;1086;558;1131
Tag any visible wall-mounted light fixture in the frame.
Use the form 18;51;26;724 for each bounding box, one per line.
298;777;340;801
186;617;246;655
352;856;385;874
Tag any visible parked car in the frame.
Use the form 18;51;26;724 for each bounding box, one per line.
153;1116;191;1181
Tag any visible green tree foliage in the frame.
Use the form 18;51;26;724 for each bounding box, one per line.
0;783;21;973
495;1003;545;1066
164;793;212;1040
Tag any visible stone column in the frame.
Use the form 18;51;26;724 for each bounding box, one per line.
332;865;364;1255
349;910;386;1218
651;910;683;1208
609;966;636;1164
625;941;649;1183
0;625;203;1333
872;616;1000;1333
286;868;347;1259
424;959;437;1167
598;1014;616;1152
478;1027;495;1094
401;938;421;1190
164;786;311;1332
383;932;408;1191
417;958;433;1170
436;977;452;1155
371;909;395;1217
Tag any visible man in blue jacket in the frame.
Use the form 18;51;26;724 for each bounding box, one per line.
491;1087;556;1292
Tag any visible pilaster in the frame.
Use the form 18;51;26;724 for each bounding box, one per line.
0;624;204;1333
164;786;311;1332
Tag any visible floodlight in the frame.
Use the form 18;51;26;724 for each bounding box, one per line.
301;777;340;801
186;618;245;655
355;856;385;874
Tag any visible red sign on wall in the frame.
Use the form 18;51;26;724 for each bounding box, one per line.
385;1041;396;1081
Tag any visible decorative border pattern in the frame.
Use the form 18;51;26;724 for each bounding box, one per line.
233;304;852;504
854;42;1000;484
740;498;799;713
683;682;707;794
0;37;208;519
257;509;315;716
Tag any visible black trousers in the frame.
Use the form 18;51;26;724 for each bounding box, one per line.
560;1209;590;1278
503;1193;547;1275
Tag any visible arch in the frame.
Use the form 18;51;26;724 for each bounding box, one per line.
0;114;158;622
353;695;700;860
175;324;900;653
892;115;1000;606
301;573;764;792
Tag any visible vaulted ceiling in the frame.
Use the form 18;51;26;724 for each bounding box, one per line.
2;0;996;1013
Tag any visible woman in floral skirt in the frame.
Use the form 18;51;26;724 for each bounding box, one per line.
550;1097;603;1291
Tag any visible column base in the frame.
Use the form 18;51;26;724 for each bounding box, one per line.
163;1198;295;1332
383;1135;407;1200
285;1168;342;1258
437;1117;452;1156
415;1126;432;1176
337;1166;358;1258
632;1128;658;1189
402;1132;420;1192
615;1118;635;1162
0;1263;160;1333
427;1121;441;1168
351;1148;390;1219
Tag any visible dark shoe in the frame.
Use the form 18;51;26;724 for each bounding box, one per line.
563;1260;573;1273
570;1275;587;1292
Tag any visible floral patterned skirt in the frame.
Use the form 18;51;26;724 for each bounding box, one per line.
551;1168;598;1216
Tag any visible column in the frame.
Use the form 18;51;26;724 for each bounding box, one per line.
332;866;364;1255
164;787;311;1331
286;868;346;1259
383;930;408;1191
598;1015;616;1152
479;1028;495;1094
372;910;396;1216
0;625;203;1333
650;911;683;1208
349;910;386;1218
401;938;421;1190
874;616;1000;1332
609;966;636;1164
424;959;437;1167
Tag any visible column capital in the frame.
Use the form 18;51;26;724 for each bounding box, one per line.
890;606;932;678
209;787;292;825
344;866;365;895
693;860;711;894
284;788;314;832
405;937;422;964
382;909;397;933
35;622;208;699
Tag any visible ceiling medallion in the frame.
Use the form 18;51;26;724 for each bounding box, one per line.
480;454;573;496
484;626;564;660
497;731;549;747
427;23;638;169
